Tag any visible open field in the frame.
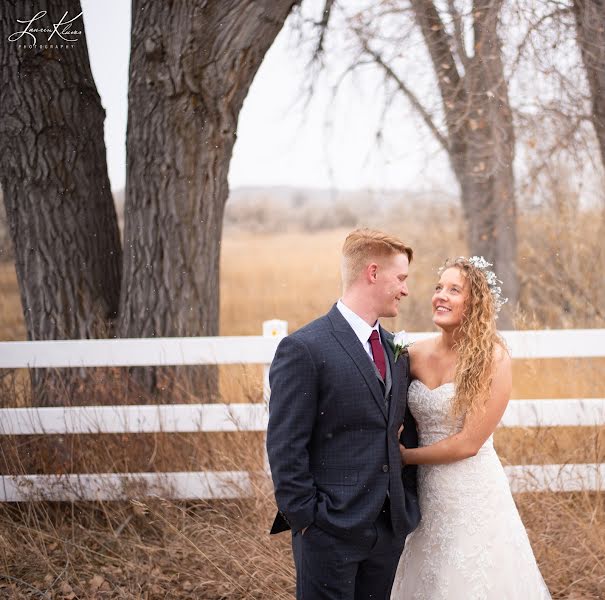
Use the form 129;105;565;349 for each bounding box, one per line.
0;224;604;598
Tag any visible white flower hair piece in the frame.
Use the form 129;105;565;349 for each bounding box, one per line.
439;255;509;317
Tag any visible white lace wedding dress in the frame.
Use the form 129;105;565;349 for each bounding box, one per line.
391;380;551;600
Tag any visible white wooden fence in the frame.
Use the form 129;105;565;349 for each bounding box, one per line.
0;323;603;501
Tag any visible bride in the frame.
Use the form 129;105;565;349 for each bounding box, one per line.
391;256;551;599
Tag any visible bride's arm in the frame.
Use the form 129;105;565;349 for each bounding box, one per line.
400;346;512;465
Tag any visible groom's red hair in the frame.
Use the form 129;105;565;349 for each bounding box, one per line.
341;228;413;288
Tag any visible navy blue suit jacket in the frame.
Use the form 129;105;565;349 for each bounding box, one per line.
266;304;420;540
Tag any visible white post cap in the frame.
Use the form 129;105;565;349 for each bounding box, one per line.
262;320;288;338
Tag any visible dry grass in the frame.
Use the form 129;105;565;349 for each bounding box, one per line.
0;466;295;600
0;210;604;598
0;467;602;599
516;491;605;599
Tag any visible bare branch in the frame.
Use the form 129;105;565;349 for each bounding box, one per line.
509;6;574;76
311;0;336;64
518;116;588;192
409;0;463;108
357;36;449;152
446;0;469;67
293;0;337;110
573;0;605;166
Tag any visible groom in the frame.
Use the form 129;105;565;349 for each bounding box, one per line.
266;228;420;599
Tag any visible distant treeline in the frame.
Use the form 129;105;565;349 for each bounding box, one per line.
0;187;457;262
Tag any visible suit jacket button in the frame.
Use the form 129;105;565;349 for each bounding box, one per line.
326;433;333;439
382;464;389;473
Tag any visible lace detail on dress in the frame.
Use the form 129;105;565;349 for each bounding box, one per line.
391;380;551;600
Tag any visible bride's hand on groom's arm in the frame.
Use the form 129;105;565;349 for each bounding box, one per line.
399;443;409;465
397;424;408;465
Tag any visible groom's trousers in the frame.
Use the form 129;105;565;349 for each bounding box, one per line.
291;497;405;600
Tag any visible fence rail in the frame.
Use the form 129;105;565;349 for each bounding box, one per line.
0;323;603;500
1;328;604;370
1;464;603;502
1;398;604;436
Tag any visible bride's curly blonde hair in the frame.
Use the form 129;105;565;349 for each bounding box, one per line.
442;257;508;417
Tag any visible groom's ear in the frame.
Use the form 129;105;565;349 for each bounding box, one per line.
367;262;379;282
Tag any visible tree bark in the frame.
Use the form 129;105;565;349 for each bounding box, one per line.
459;2;517;326
410;0;517;326
573;0;605;167
120;0;298;400
0;1;123;404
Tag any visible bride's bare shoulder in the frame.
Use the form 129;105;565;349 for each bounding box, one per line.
492;342;511;368
409;336;438;361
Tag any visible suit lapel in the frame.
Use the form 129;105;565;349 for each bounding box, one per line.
328;306;388;420
381;326;401;424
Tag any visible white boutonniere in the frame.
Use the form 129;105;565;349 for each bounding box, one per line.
390;330;413;362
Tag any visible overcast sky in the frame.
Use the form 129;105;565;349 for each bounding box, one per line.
80;0;454;194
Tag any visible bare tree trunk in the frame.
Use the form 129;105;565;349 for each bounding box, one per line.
0;1;123;405
573;0;605;167
119;0;298;400
410;0;517;327
573;1;605;317
458;2;517;326
351;0;517;325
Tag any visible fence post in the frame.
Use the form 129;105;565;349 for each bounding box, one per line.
262;319;288;474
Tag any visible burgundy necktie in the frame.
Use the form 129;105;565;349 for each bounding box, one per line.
369;330;386;381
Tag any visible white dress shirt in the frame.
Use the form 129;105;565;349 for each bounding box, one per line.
336;299;382;358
